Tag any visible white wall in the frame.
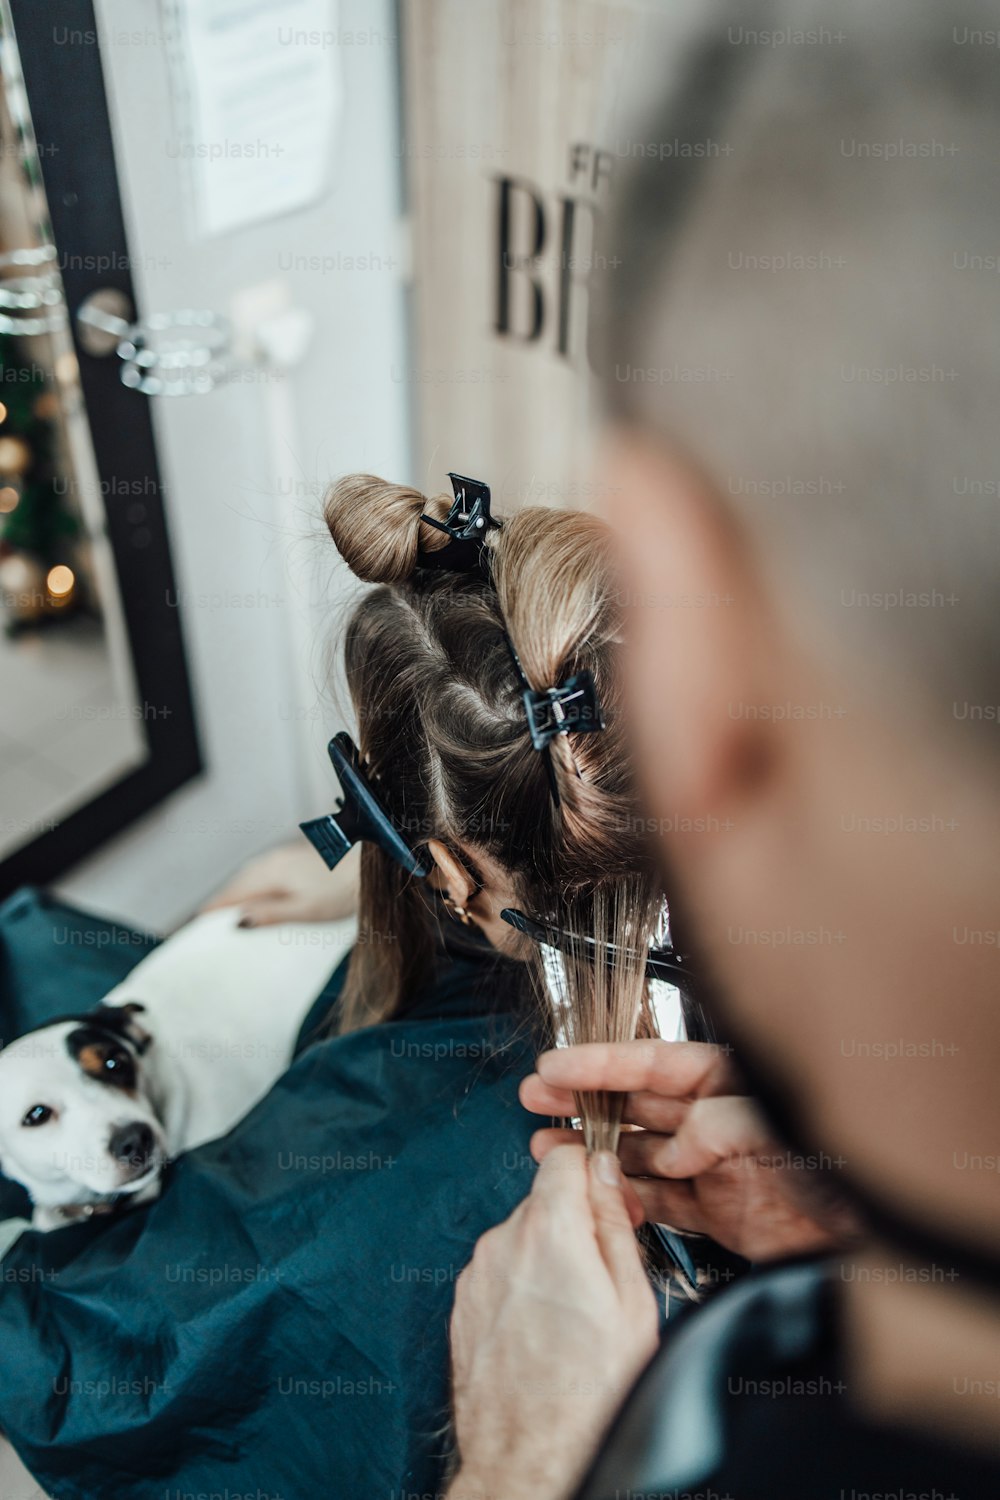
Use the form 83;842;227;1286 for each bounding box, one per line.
55;0;410;931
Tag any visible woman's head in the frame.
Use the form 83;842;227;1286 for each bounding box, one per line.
324;474;665;1140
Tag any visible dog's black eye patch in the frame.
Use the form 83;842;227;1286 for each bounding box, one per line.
65;1028;138;1092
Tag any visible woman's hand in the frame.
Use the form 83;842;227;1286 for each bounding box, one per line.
521;1040;858;1263
200;842;359;927
447;1144;659;1500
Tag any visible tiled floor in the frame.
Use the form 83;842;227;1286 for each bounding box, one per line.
0;616;147;860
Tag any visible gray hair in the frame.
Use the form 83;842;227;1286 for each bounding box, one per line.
603;0;1000;755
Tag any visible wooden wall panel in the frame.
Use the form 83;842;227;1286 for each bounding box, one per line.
401;0;667;511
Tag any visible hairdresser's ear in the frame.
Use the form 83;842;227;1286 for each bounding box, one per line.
601;429;780;825
425;839;476;906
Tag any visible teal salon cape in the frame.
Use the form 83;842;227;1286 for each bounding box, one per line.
0;888;538;1499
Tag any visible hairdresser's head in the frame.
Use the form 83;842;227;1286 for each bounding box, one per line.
601;0;1000;1263
324;477;660;1047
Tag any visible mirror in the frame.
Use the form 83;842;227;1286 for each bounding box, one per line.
0;0;201;893
0;3;148;862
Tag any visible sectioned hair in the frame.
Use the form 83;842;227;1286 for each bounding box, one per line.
323;473;673;1151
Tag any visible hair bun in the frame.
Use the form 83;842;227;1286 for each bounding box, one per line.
324;474;451;584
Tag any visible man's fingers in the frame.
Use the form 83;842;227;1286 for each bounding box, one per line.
531;1130;646;1228
588;1153;654;1308
624;1095;774;1179
519;1073;577;1116
535;1039;736;1100
627;1176;708;1236
528;1129;708;1235
620;1093;691;1134
520;1073;691;1135
529;1141;591;1210
530;1126;583;1160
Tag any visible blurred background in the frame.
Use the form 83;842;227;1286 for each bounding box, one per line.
0;0;677;931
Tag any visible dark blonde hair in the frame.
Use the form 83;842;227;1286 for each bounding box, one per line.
325;474;665;1150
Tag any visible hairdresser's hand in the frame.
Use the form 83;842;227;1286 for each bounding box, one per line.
200;842;359;927
522;1041;856;1263
447;1144;659;1500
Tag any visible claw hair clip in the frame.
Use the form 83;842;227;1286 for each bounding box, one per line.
418;472;502;578
505;636;605;806
522;670;605;752
300;732;432;877
414;472;607;804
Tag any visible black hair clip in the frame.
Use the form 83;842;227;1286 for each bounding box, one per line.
503;636;605;808
418;472;501;578
300;732;432;877
522;670;605;752
500;907;698;989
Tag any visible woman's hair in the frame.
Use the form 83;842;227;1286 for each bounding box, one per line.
323;474;667;1151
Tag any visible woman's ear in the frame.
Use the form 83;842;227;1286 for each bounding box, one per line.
425;839;475;906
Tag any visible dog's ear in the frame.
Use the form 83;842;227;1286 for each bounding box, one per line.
118;1002;153;1055
86;1002;153;1056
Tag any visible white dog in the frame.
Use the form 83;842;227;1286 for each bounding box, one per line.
0;907;355;1231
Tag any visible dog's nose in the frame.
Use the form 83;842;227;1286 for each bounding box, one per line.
108;1122;154;1169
